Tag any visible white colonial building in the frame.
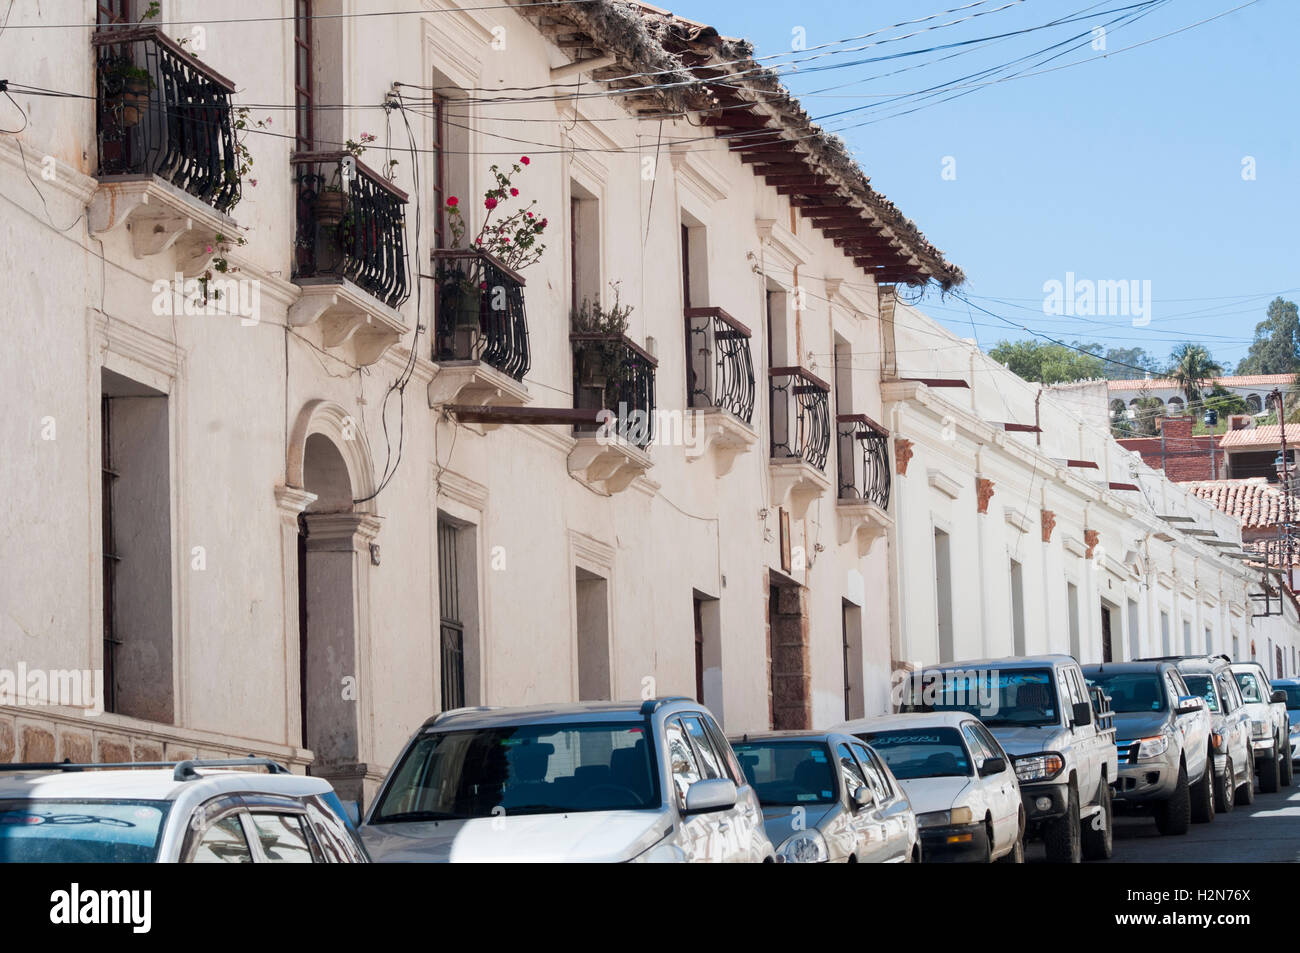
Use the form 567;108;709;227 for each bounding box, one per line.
883;303;1300;674
0;0;962;803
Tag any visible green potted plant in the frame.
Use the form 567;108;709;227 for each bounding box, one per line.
102;58;154;128
571;282;635;392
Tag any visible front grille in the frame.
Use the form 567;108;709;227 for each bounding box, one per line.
1117;741;1140;764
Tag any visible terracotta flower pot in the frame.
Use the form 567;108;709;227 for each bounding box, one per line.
315;190;349;227
110;77;151;128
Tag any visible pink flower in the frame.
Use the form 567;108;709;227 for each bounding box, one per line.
485;197;498;210
265;118;271;126
248;178;258;187
510;188;519;197
205;244;213;253
447;196;459;207
527;212;534;218
520;156;530;165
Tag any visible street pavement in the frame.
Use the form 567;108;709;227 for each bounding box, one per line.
1027;779;1300;862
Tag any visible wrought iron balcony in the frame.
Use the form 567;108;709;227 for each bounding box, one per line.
93;25;240;213
685;307;756;425
571;333;658;448
432;249;530;381
291;151;410;309
837;414;892;509
769;367;830;471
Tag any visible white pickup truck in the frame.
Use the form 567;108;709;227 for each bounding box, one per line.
900;654;1118;863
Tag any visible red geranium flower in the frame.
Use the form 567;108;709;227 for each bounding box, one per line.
447;196;459;207
485;197;498;210
520;156;530;165
510;188;519;197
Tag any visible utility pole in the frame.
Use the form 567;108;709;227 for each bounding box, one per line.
1272;388;1293;590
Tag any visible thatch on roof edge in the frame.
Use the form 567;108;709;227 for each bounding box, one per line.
511;0;964;289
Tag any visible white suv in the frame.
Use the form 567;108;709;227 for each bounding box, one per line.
0;757;368;863
362;698;774;862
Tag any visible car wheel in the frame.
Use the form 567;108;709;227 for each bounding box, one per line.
1283;745;1295;787
1235;751;1256;806
1155;762;1192;836
997;813;1026;864
1260;743;1280;794
1214;756;1235;814
981;820;994;863
1191;758;1215;823
1043;781;1082;863
909;843;922;864
1082;778;1113;860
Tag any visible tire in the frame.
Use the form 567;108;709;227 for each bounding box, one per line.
1191;759;1215;824
1283;745;1294;787
1082;778;1114;860
1235;751;1256;806
996;812;1026;864
1154;762;1192;835
1260;743;1280;794
1043;781;1082;863
910;844;922;864
1214;756;1235;814
981;820;994;863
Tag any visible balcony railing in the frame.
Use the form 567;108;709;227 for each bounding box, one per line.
571;333;658;448
769;367;830;470
432;249;530;381
685;307;756;425
836;414;892;509
93;25;240;213
291;151;410;309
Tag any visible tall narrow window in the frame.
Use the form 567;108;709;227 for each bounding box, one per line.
1161;611;1172;655
438;517;465;710
681;224;692;309
842;601;864;721
430;92;447;249
1067;583;1081;660
1127;599;1140;659
97;0;131;24
569;180;600;313
294;0;314;151
934;529;953;662
575;568;610;701
1010;560;1026;656
101;395;118;713
693;596;705;703
1182;619;1192;655
1100;603;1113;663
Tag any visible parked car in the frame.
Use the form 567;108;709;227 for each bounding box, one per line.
1140;655;1255;812
1083;662;1213;833
362;698;774;862
0;757;367;863
900;655;1118;863
1271;678;1300;771
838;712;1023;863
1231;661;1292;791
728;730;918;863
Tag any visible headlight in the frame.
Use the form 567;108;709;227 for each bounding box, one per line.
1014;753;1065;782
1136;733;1170;760
1251;721;1270;740
777;831;828;863
916;806;974;829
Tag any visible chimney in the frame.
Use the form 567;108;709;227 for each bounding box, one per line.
1158;416;1193;441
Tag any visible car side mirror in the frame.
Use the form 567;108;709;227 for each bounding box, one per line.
1071;701;1093;728
979;756;1007;777
1271;690;1288;705
852;785;875;810
684;778;737;814
1175;695;1204;716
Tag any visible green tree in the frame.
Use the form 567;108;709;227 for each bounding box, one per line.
1166;342;1223;406
987;339;1105;383
1100;346;1161;379
1235;297;1300;376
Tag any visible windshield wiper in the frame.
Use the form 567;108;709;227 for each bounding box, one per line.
372;810;463;823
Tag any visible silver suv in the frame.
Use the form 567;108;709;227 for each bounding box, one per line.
362;698;774;862
1231;661;1293;792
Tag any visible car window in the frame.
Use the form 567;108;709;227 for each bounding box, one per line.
305;797;365;863
973;723;1006;761
1216;673;1239;712
1163;672;1183;707
190;814;253;864
732;742;836;805
836;742;868;800
248;813;316;863
1183;675;1219;712
960;723;991;768
848;742;880;794
680;715;724;780
862;747;899;801
859;727;972;779
1235;671;1263;703
702;716;744;785
1170;671;1191;696
665;718;703;809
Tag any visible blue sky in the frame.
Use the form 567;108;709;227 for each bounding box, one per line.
680;0;1299;373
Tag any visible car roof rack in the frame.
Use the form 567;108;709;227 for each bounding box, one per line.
0;755;289;781
639;696;695;716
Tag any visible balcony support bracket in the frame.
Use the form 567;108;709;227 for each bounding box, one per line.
768;459;832;519
837;501;893;557
428;361;530;430
289;278;408;367
685;409;758;477
568;436;652;495
89;176;237;277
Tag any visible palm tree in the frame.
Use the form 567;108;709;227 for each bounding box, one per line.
1166;343;1223;411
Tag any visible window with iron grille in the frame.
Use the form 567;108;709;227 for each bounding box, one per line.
293;0;313;151
430;92;447;249
438;518;465;711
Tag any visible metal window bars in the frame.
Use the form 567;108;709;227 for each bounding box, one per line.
685;307;756;425
431;249;530;381
93;25;241;213
836;414;892;508
291;151;410;309
768;366;830;471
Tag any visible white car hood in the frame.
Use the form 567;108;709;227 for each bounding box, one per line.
361;809;671;863
896;776;973;816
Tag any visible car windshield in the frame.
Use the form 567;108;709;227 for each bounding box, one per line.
1182;675;1219;713
901;668;1059;727
1276;685;1300;710
369;722;661;821
732;741;836;806
0;799;169;862
1233;671;1264;703
1084;672;1165;713
856;728;972;779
